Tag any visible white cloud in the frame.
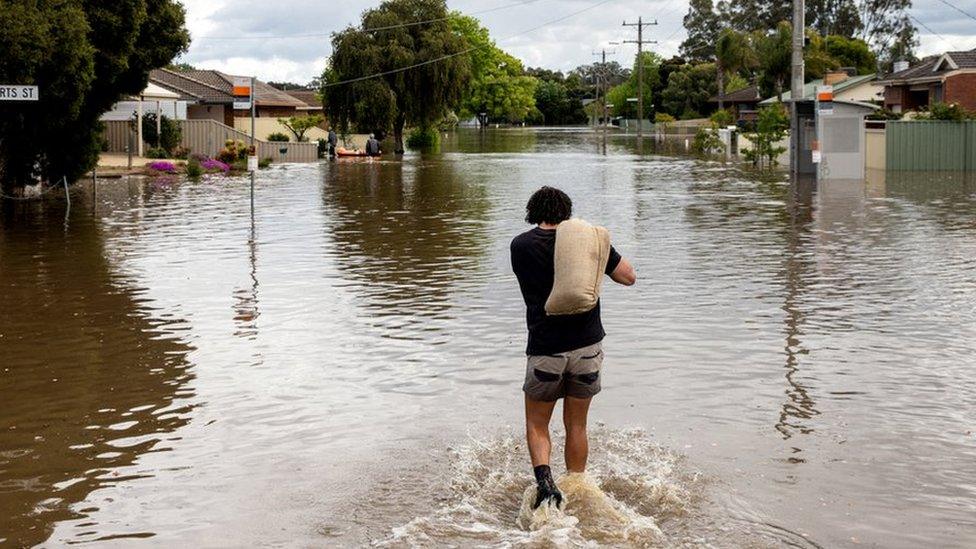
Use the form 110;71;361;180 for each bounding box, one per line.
174;0;973;82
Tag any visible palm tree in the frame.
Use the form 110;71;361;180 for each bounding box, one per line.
715;29;757;110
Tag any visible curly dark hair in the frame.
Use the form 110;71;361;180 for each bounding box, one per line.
525;186;573;225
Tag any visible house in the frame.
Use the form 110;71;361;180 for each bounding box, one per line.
284;90;323;115
709;85;761;123
874;49;976;112
760;71;881;106
100;83;185;122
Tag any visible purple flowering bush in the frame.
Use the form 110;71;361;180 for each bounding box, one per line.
201;159;230;173
147;160;176;173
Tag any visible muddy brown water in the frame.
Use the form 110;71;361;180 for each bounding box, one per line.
1;129;975;547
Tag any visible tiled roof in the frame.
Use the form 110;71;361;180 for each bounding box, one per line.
710;85;760;103
878;49;976;83
150;68;234;103
759;73;877;104
152;69;307;108
284;90;322;110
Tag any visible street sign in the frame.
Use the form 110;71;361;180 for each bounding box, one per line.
232;77;251;98
0;85;39;101
247;155;258;172
233;101;252;110
816;85;833;115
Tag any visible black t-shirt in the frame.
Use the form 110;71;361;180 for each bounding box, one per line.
510;227;622;356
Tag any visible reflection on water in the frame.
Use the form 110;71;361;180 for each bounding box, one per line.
0;192;195;547
1;130;976;548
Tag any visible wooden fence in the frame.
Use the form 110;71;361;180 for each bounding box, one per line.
886;120;976;171
102;119;318;163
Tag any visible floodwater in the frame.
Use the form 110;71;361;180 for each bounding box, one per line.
1;128;975;548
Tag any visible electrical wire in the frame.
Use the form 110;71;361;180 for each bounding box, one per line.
195;0;543;41
321;0;619;89
908;12;959;51
934;0;976;23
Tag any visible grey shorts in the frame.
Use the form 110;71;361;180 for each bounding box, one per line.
523;342;603;402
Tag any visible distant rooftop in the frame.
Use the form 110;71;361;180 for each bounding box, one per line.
877;48;976;84
149;69;308;108
759;73;877;105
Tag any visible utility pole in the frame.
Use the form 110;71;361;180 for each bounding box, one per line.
623;17;657;140
790;0;804;177
592;48;615;143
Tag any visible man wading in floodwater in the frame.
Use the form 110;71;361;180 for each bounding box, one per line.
510;187;636;509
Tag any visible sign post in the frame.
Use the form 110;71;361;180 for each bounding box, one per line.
0;85;39;101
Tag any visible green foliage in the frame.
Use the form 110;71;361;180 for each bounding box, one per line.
917;102;976;121
824;35;877;74
741;104;788;169
715;29;757;107
141;112;182;153
804;31;839;80
406;126;440;149
258;157;272;168
755;22;792;101
529;73;587;125
725;74;749;94
145;147;170;159
0;0;189;191
661;63;716;119
322;0;471;153
691;126;724;156
267;132;290;142
866;108;903;121
217;139;251;163
680;0;720;61
710;109;733;127
608;51;661;120
277;114;324;141
186;156;203;178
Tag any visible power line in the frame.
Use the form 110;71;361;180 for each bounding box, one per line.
935;0;976;23
622;17;657;138
322;0;619;89
195;0;543;41
908;12;959;51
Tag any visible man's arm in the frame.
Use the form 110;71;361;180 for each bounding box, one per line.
610;257;636;286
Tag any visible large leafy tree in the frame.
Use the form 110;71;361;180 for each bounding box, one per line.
527;68;587;125
681;0;722;61
322;0;472;153
0;0;189;192
825;35;877;74
755;22;793;100
661;63;717;119
451;13;536;126
607;51;662;120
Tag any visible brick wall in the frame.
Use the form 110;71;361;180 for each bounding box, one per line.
944;73;976;110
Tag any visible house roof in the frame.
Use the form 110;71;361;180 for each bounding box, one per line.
284;90;322;110
150;68;234;103
760;73;877;104
877;49;976;85
150;69;308;108
709;85;760;104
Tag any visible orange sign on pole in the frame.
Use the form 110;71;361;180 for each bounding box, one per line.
232;76;251;98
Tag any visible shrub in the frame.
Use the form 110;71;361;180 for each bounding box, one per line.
710;109;733;127
141;113;182;154
171;145;191;159
145;146;169;159
267;132;290;142
216;139;251;163
258;157;272;168
406;126;439;149
186;157;203;178
741;104;788;169
316;138;328;158
147;160;176;173
917;102;974;121
201;158;230;173
866;108;903;121
691;127;724;156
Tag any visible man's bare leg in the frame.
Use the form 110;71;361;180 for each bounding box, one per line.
525;396;557;466
525;396;562;508
563;396;592;473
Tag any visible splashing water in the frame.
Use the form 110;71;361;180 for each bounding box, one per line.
378;428;698;547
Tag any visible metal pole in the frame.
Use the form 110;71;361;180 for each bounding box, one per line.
637;18;644;140
250;76;256;150
790;0;805;176
156;100;161;148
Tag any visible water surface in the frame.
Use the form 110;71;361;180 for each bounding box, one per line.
2;129;975;547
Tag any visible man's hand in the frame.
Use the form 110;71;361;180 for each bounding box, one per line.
610;258;636;286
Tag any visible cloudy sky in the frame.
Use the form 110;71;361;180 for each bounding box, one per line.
176;0;976;84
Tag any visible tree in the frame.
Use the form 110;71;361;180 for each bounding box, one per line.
0;0;189;193
715;29;757;110
322;0;471;153
451;13;537;126
806;0;862;36
607;51;661;120
825;35;877;74
859;0;916;67
755;22;792;101
742;103;788;168
681;0;722;61
661;63;717;119
278;114;325;141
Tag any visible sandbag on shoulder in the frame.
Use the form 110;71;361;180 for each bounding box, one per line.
545;218;611;316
